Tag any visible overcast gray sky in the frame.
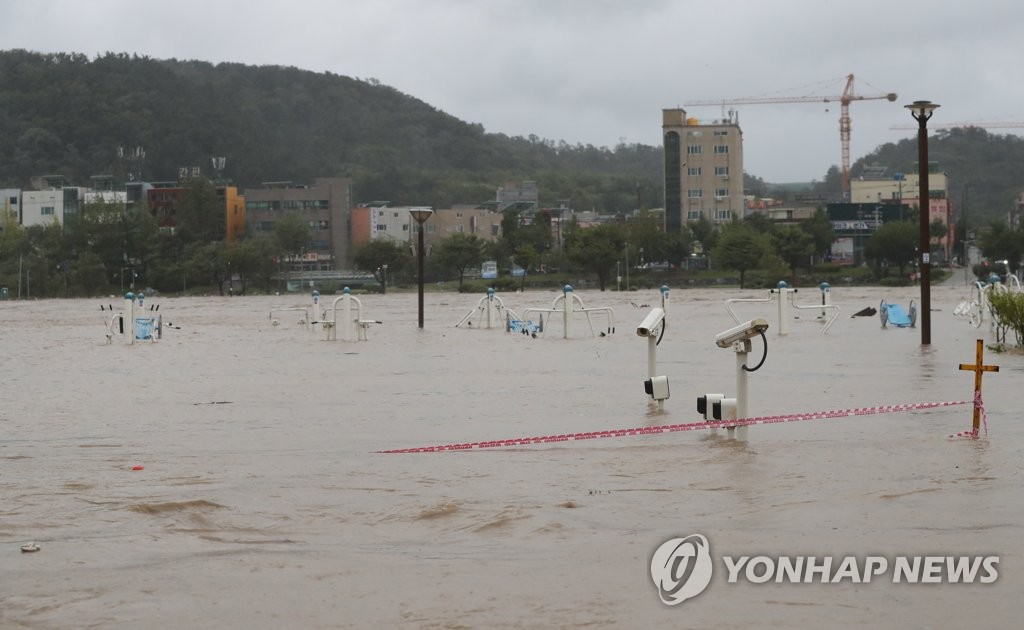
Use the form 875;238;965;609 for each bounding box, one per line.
3;0;1022;183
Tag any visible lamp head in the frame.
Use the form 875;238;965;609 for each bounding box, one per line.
905;100;940;120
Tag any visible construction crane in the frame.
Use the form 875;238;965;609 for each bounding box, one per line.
891;121;1024;131
683;74;897;195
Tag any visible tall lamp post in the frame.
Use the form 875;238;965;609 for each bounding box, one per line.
906;100;939;345
409;207;433;329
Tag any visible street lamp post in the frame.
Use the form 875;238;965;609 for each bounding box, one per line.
409;207;434;329
906;100;939;346
625;244;630;291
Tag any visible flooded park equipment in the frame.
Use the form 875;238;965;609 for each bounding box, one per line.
455;287;517;330
104;292;161;344
522;284;615;339
725;281;838;335
269;290;314;330
879;298;917;328
697;318;769;440
323;287;381;341
954;273;1021;329
269;289;380;340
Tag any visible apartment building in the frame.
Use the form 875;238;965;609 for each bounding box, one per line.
1;188;20;226
662;108;745;231
244;177;353;269
352;203;504;252
849;165;953;260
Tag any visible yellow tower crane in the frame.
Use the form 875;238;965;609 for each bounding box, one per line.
684;74;897;195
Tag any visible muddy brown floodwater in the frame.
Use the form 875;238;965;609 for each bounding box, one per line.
1;283;1021;628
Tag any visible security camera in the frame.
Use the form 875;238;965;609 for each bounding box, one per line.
714;318;769;348
636;308;666;337
697;393;724;419
644;375;670;401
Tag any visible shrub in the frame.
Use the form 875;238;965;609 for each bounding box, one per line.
987;291;1024;346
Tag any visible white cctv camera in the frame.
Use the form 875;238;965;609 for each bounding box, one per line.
636;308;666;337
714;318;769;348
644;375;670;401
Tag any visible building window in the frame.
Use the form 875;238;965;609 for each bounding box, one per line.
714;145;729;154
687;167;702;176
715;166;729;177
376;224;387;231
427;224;436;233
41;206;55;215
456;224;464;232
318;220;329;230
687;130;703;137
687;210;702;220
687;189;703;199
687;145;703;155
715;210;732;220
456;212;463;218
713;130;729;136
715;189;729;198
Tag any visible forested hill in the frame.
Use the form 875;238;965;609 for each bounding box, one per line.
3;50;1022;222
0;49;663;211
852;127;1024;225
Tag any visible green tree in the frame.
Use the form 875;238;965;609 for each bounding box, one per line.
711;222;766;289
352;239;412;292
978;220;1024;273
187;241;231;295
565;223;625;291
226;237;277;295
274;214;311;263
432;233;486;291
771;226;816;285
865;221;917;278
688;215;717;254
513;244;540;290
802;208;837;263
177;178;223;244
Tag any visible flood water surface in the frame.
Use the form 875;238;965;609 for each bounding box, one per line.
2;284;1021;628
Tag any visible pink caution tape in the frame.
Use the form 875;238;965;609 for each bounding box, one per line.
380;399;977;454
949;391;989;439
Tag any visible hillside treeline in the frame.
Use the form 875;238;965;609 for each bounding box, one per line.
0;49;665;212
2;50;1023;223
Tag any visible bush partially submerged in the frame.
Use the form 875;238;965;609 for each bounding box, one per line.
986;291;1024;346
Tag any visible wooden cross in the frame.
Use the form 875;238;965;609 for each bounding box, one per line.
959;339;999;432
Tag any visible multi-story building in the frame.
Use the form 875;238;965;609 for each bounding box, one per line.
1;189;21;227
849;165;953;261
20;187;81;227
244;177;353;270
351;203;413;246
662;108;745;231
431;205;503;242
496;180;538;212
351;203;504;252
145;181;245;242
